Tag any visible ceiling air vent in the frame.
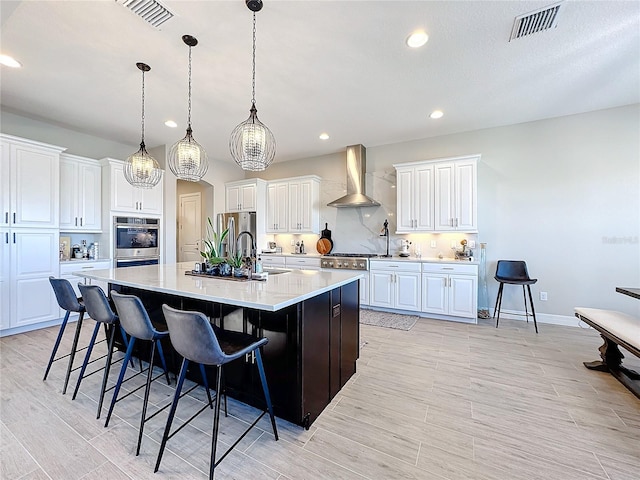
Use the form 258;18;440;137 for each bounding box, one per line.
509;2;562;41
118;0;174;29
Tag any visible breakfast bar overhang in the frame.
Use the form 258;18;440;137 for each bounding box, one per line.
77;263;363;428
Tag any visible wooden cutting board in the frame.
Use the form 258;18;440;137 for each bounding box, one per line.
316;237;333;254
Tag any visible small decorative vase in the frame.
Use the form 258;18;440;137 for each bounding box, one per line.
219;262;231;277
233;266;246;278
478;243;490;319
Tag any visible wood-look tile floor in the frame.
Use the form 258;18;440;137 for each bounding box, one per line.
1;316;639;480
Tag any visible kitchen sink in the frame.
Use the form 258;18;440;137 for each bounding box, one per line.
262;268;291;275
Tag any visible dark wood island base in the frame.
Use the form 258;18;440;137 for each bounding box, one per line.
110;280;360;428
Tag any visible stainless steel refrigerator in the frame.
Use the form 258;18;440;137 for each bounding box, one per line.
217;212;256;258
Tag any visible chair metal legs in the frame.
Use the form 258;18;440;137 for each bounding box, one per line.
255;349;278;441
493;282;538;333
43;310;86;396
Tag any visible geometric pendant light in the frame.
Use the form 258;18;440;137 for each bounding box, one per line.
124;62;163;189
229;0;276;172
168;35;208;182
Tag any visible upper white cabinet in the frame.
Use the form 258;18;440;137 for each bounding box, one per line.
60;154;102;232
266;181;289;233
1;134;64;229
395;163;434;233
434;158;477;231
102;158;163;216
266;176;320;234
394;155;478;233
225;179;265;213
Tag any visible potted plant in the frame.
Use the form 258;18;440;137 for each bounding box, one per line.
200;217;228;274
228;250;246;277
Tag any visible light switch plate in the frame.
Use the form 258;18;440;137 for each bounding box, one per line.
469;240;476;248
430;240;437;248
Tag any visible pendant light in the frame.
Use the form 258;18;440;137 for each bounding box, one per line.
124;62;162;189
230;0;276;172
168;35;208;182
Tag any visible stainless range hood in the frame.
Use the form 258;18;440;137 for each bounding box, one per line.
327;144;380;208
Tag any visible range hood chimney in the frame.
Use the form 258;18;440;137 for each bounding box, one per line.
327;144;380;208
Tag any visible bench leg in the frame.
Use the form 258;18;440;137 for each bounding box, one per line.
584;335;624;371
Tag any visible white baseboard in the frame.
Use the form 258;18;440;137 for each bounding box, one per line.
497;309;591;328
0;315;75;338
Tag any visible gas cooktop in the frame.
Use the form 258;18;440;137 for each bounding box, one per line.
322;253;379;258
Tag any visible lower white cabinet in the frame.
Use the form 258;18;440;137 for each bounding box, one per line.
260;255;286;268
369;261;421;311
285;256;321;270
0;228;60;333
359;272;369;306
59;260;111;318
422;263;477;319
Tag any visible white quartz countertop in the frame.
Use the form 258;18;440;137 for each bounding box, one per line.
369;256;478;265
74;262;363;312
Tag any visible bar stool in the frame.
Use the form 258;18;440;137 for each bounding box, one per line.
105;291;172;454
72;283;131;418
45;277;86;394
155;304;278;480
493;260;539;333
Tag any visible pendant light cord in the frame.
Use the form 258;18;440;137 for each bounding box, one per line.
251;11;256;104
187;45;193;130
140;69;146;145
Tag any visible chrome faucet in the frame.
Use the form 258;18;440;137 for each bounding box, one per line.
236;231;256;271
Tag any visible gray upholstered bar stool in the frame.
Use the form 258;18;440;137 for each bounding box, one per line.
73;283;131;418
45;277;86;394
105;291;172;454
493;260;539;333
155;304;278;480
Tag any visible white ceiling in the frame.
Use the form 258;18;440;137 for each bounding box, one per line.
1;0;639;163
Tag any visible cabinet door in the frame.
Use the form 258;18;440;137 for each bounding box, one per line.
0;228;9;330
79;163;102;229
12;144;59;228
396;168;414;232
112;163;137;212
394;271;421;311
434;162;455;231
267;182;288;233
59;159;79;229
140;179;163;215
454;160;477;231
12;230;60;327
359;273;369;306
288;181;301;231
449;274;477;318
415;165;434;231
421;273;448;315
0;141;10;227
226;185;241;212
369;271;393;308
240;183;256;211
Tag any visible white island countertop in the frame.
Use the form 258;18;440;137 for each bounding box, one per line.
75;262;363;312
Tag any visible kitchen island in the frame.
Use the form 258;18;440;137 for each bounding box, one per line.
77;263;362;428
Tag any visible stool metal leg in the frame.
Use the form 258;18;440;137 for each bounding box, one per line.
199;363;214;408
96;324;117;419
43;310;71;381
72;322;101;400
209;366;223;480
155;358;189;474
255;349;278;440
526;285;539;334
136;339;157;455
62;312;85;394
494;283;504;328
155;339;171;385
104;336;136;427
522;286;529;323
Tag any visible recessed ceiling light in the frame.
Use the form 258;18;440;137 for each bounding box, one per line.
164;120;177;128
430;110;444;119
406;31;428;48
319;133;329;140
0;54;22;68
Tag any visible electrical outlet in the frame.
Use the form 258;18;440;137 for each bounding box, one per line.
290;239;295;246
469;240;476;248
540;292;548;301
430;240;437;248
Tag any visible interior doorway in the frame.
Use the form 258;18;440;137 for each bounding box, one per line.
178;192;202;262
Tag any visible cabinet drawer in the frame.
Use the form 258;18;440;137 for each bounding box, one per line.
422;263;478;275
369;260;422;272
60;260;111;275
260;255;286;267
285;257;321;268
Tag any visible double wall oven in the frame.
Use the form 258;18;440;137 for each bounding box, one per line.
114;217;160;268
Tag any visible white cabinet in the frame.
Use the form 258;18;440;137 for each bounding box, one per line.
266;182;289;233
434;158;477;231
422;263;478;320
59;260;111;318
288;177;320;233
395;163;434;232
394;155;478;233
0;229;60;332
1;134;64;229
267;176;321;234
60;154;102;232
369;260;421;311
285;255;321;270
260;255;286;268
359;272;369;306
103;158;163;215
225;179;265;212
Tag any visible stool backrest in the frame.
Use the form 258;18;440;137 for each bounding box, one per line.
49;277;83;313
495;260;531;282
162;304;225;366
78;283;117;324
111;291;157;341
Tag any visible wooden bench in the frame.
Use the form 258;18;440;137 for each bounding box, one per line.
574;307;640;399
